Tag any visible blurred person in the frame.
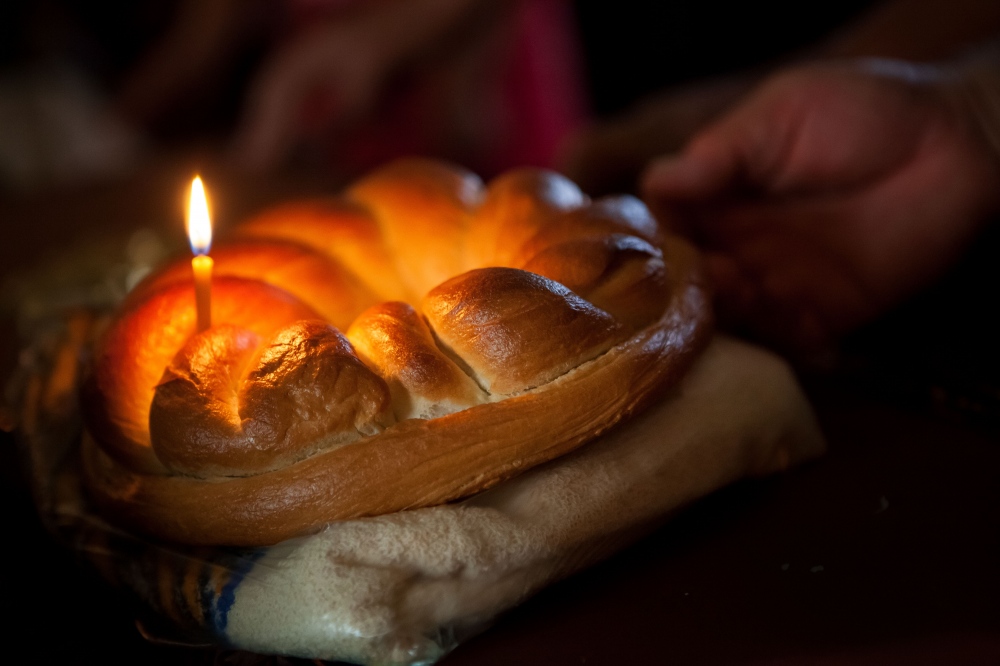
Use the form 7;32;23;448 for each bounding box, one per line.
116;0;587;178
0;0;586;188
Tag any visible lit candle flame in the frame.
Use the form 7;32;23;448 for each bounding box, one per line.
187;176;212;255
187;175;214;332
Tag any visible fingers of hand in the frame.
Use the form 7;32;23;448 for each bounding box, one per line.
704;222;877;354
643;65;937;214
231;31;380;171
231;54;314;171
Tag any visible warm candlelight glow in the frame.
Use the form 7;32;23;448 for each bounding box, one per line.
187;176;212;255
188;176;213;331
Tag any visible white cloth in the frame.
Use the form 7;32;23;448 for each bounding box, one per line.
224;336;825;665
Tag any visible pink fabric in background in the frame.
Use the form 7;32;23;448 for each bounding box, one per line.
491;0;589;171
284;0;588;177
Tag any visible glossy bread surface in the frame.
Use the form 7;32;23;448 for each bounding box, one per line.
82;158;712;546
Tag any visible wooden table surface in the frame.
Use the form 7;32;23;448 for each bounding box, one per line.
2;157;999;665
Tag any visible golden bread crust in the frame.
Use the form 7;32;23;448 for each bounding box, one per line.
346;301;486;420
132;239;377;329
82;277;320;475
150;321;392;477
422;268;625;395
81;158;712;546
465;168;586;269
235;198;410;301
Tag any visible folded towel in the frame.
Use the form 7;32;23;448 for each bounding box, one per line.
218;335;824;664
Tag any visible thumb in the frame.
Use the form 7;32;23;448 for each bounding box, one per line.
640;133;741;202
229;38;333;172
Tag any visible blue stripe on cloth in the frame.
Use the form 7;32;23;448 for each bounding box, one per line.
211;549;266;633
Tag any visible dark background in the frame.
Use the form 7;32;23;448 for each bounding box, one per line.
0;1;878;142
575;1;876;116
4;1;1000;664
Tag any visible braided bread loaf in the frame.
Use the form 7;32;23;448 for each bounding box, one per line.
81;159;711;546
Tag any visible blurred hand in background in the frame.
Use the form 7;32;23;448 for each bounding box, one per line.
641;61;1000;355
562;0;1000;196
561;0;1000;355
117;0;586;178
0;0;586;190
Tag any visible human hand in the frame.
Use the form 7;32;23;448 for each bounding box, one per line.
559;74;757;196
642;61;1000;355
115;0;267;129
229;18;390;172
